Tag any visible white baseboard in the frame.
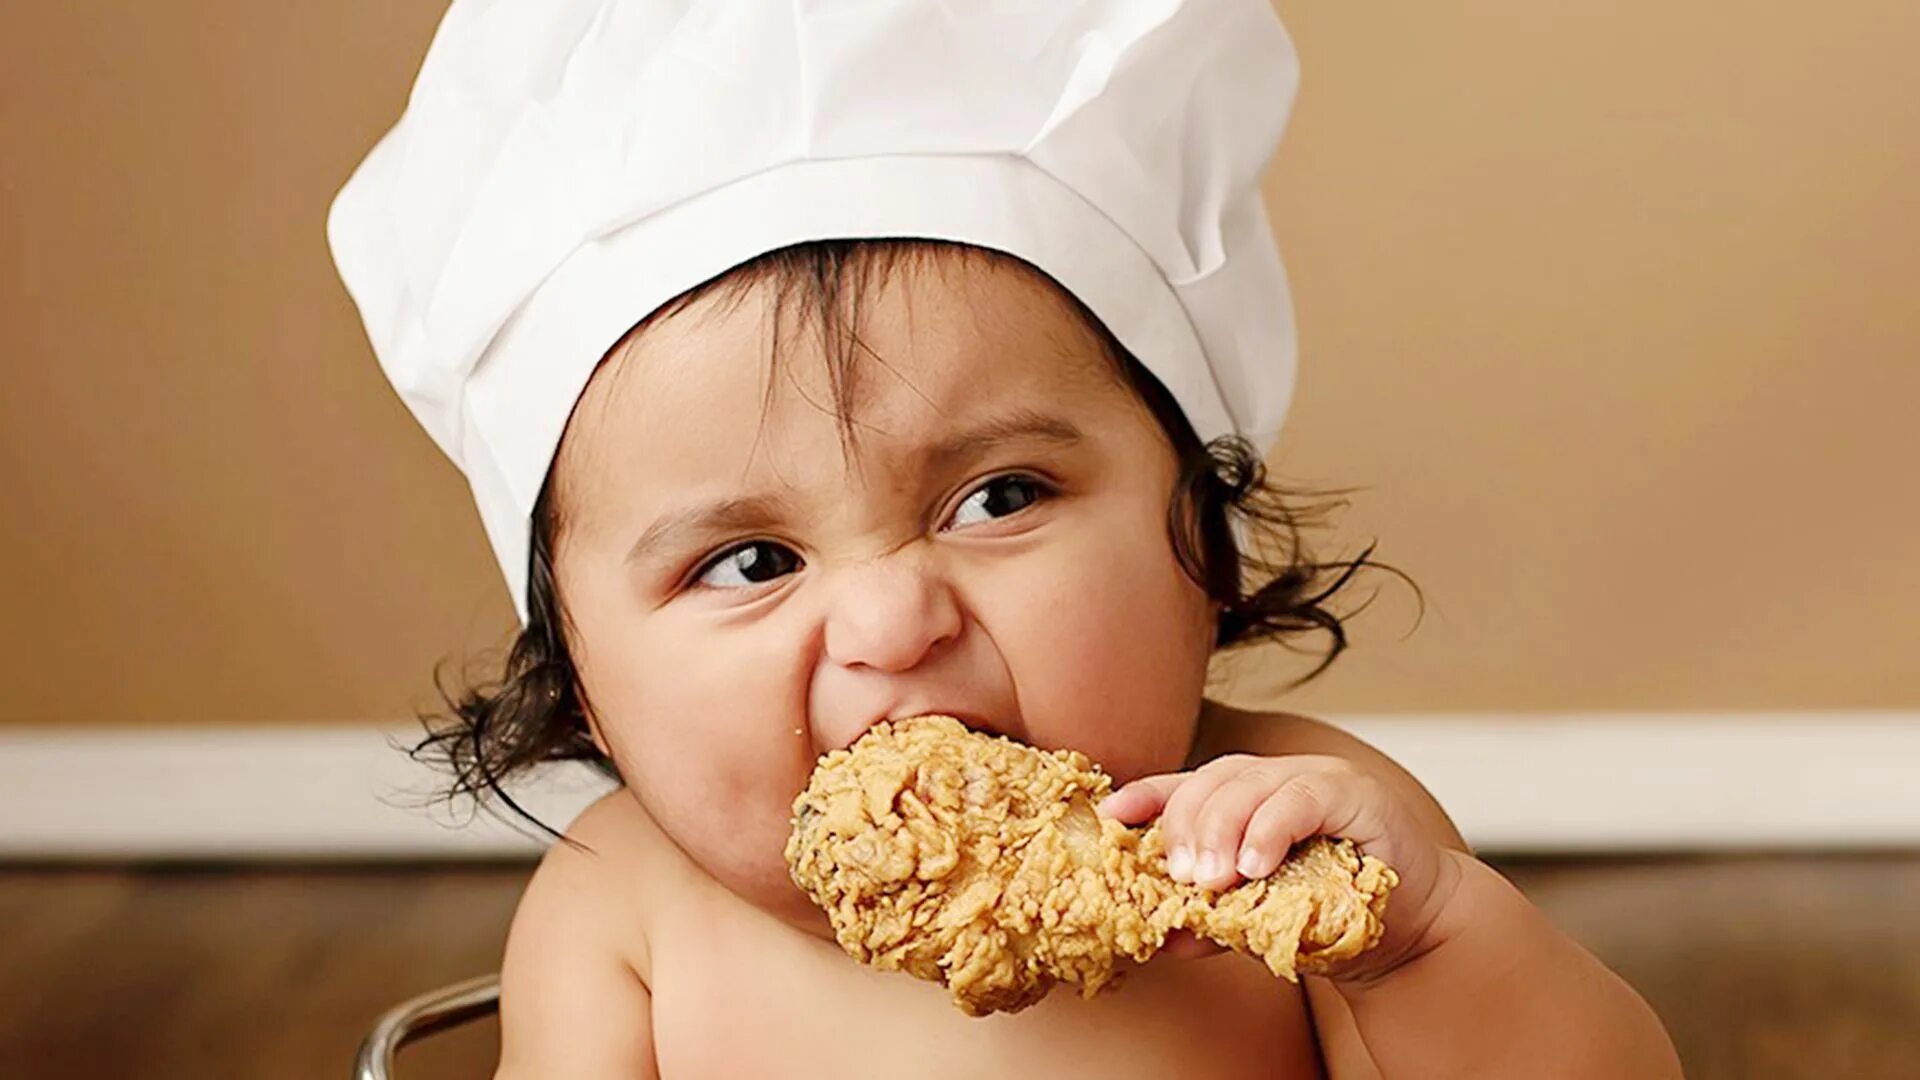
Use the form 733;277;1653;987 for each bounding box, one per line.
1;712;1915;859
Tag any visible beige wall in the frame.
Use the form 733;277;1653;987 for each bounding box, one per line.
1;0;1915;728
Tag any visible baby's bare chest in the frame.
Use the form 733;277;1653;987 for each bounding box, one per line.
640;898;1326;1079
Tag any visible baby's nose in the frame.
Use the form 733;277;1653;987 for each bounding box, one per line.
821;554;962;675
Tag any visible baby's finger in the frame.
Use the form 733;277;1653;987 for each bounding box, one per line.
1189;763;1300;890
1095;773;1185;824
1237;770;1360;879
1154;759;1248;883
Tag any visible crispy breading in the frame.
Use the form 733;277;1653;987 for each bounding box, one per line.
786;715;1398;1016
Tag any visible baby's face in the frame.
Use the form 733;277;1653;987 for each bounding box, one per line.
551;251;1218;928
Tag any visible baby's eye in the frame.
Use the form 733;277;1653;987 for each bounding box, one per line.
693;541;802;590
685;480;1046;588
946;475;1053;530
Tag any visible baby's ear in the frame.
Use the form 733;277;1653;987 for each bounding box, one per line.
1204;595;1228;637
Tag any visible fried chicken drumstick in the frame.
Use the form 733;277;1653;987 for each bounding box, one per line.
785;715;1398;1016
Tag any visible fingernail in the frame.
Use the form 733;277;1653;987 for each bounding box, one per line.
1168;845;1194;881
1095;794;1119;818
1194;850;1224;883
1236;847;1264;878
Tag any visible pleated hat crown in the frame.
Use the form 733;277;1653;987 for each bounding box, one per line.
327;0;1302;622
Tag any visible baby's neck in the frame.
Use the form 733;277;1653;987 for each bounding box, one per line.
1186;697;1255;769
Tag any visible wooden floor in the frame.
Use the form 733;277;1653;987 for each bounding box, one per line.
1;855;1916;1079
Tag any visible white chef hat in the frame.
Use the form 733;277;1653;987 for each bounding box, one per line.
327;0;1302;624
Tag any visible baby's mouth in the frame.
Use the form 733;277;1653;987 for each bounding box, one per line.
881;709;1026;745
884;708;984;727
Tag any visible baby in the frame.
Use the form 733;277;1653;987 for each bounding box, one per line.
328;1;1681;1076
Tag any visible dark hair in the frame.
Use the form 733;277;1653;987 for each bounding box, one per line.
407;238;1418;846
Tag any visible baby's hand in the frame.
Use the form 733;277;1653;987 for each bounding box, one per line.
1097;753;1463;985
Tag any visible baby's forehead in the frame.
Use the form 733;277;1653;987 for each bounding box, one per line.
556;249;1130;491
649;246;1117;388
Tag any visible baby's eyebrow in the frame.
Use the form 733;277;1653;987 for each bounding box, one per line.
623;410;1084;567
917;409;1084;476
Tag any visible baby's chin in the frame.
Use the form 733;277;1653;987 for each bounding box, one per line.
710;847;838;936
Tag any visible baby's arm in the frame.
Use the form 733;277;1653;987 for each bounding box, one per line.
1315;850;1679;1078
1289;723;1680;1078
494;839;657;1079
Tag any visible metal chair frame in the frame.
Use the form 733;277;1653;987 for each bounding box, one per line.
353;973;501;1080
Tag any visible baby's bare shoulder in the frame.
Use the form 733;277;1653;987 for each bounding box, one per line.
537;789;684;973
493;790;673;1079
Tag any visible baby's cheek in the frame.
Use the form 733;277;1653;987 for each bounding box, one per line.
988;535;1210;774
620;731;824;918
609;621;818;896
